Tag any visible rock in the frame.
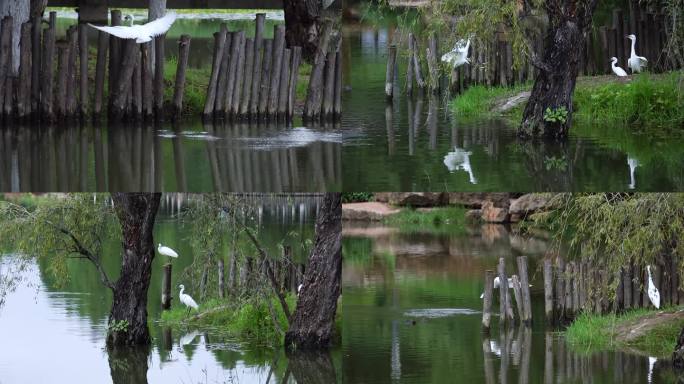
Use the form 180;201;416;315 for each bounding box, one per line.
373;192;447;207
509;193;562;219
447;193;514;208
342;202;401;221
481;200;509;223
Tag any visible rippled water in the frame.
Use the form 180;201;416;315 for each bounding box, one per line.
340;24;684;191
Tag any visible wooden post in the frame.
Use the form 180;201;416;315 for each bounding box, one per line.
110;41;139;119
94;31;108;117
277;48;292;120
172;34;190;118
333;45;342;119
482;270;494;331
31;15;41;114
66;26;78;117
555;257;565;319
287;46;302;120
411;34;425;91
214;25;229;116
511;275;524;322
41;20;55;121
218;258;225;298
385;44;397;99
78;24;88;117
249;13;265;117
427;33;439;93
154;33;165;115
322;50;336;119
498;258;515;325
564;262;574;319
579;262;587;310
517;256;533;325
258;38;273;117
572;262;579;314
0;16;13;117
56;42;68;118
406;34;414;95
239;37;254;118
268;24;286;117
161;263;172;309
224;31;241;115
108;10;122;99
230;32;246;118
303;21;333;121
141;43;153;119
543;259;554;324
17;22;31;119
202;30;226;118
132;48;142;118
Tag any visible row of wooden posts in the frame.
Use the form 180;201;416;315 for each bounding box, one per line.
160;245;306;309
203;17;342;122
385;6;678;98
542;257;683;324
0;11;189;123
481;256;533;331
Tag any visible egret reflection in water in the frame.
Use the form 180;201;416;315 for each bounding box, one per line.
0;120;341;192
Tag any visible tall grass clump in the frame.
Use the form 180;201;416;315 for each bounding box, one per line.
450;83;530;119
385;206;468;234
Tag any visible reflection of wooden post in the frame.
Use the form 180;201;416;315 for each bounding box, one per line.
218;258;225;298
498;258;514;326
482;270;494;331
544;332;553;384
482;337;495;384
543;259;554;323
512;275;524;322
385;45;397;99
517;256;533;324
161;263;172;309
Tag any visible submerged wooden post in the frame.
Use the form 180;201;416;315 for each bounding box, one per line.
498;258;515;325
287;46;302;120
202;30;226;118
218;258;225;298
543;259;554;323
268;24;286;117
249;13;265;117
162;263;172;309
0;16;13;116
511;275;524;322
482;270;494;331
41;19;55;121
18;22;32;119
172;34;191;118
277;48;292;119
31;15;41;114
303;21;333;120
517;256;533;325
78;24;88;117
258;38;273;117
94;31;108;117
322;50;336;118
385;44;397;99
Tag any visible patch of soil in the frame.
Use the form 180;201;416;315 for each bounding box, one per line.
615;310;684;343
342;202;401;221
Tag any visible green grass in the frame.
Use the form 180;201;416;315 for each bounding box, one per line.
160;295;296;347
566;307;684;358
449;83;530;122
384;206;468;234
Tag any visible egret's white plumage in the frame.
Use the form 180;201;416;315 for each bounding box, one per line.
297;283;303;294
626;35;648;73
178;284;199;311
646;265;660;309
89;12;177;43
610;57;628;77
479;276;532;298
441;39;471;69
158;243;179;258
443;147;477;184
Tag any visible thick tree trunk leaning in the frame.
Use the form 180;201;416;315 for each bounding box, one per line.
285;192;341;351
283;0;322;62
107;193;162;347
518;0;599;140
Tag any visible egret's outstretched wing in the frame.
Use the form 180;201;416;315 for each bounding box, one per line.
143;12;177;37
637;56;648;65
88;24;140;39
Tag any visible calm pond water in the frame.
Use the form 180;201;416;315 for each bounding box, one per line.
341;222;675;383
0;196;341;384
341;24;684;191
0;15;341;192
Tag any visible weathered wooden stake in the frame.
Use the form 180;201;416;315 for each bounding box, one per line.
277;48;292;119
31;15;41;114
0;16;14;116
18;22;32;119
153;33;165;115
258;38;273;117
333;45;342;118
411;34;425;90
132;48;142;117
225;31;243;116
427;33;439;93
249;13;265;117
268;24;286;116
218;258;225;298
162;263;172;309
41;20;55;121
544;259;554;323
239;37;254;117
214;25;230;116
230;32;246;117
287;46;302;119
385;44;397;99
555;257;566;319
406;34;414;95
482;270;494;331
517;256;533;324
94;31;108;117
172;34;190;118
564;262;574;319
56;42;68;118
66;26;78;117
498;258;515;325
78;24;88;117
202;30;226;118
141;43;153;119
110;41;139;119
108;10;122;99
303;21;333;120
322;51;336;118
511;275;524;322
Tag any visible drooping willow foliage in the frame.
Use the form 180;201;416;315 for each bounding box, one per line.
538;193;684;295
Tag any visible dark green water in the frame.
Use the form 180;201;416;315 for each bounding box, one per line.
341;24;684;191
341;222;673;383
0;196;341;383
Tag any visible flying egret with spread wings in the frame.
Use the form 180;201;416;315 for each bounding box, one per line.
441;39;471;69
89;12;177;43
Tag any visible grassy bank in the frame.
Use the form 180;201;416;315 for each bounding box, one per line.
384;206;468;234
450;71;684;128
566;308;684;358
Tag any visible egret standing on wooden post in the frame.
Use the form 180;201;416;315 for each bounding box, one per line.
646;265;660;309
626;35;648;73
88;12;177;44
158;243;179;258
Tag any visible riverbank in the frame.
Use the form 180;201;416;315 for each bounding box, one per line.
451;71;684;128
566;308;684;358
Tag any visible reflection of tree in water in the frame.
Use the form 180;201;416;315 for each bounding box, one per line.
108;346;151;384
286;350;338;384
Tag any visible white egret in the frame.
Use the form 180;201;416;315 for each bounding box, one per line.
441;39;471;69
646;265;660;309
610;57;628;77
158;243;179;258
297;283;303;294
489;340;501;357
88;12;177;43
628;156;639;189
443;147;477;184
626;35;648;73
479;276;532;299
178;284;199;315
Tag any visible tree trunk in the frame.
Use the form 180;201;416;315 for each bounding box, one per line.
107;193;162;347
283;0;322;62
518;0;598;140
673;325;684;370
0;0;29;73
284;192;341;351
